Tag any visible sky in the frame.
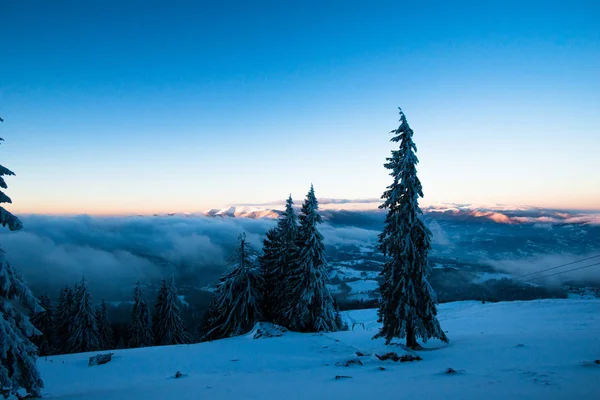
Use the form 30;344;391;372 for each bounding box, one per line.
1;0;599;215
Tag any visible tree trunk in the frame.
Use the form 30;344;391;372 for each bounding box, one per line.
406;322;417;349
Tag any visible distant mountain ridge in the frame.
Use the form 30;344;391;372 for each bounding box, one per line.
205;206;283;219
201;202;600;226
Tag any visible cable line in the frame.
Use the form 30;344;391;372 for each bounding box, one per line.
514;254;600;280
522;261;600;282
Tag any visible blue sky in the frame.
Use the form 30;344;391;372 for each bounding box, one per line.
1;0;599;214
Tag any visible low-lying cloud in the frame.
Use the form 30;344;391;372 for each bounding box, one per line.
0;215;276;300
0;204;598;302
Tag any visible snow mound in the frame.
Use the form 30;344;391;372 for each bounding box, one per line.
247;322;288;339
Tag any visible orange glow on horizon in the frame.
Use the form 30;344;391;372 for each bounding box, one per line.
7;197;600;217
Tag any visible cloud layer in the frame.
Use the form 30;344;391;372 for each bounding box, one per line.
0;215;276;300
1;204;598;302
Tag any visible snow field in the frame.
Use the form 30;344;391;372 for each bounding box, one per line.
38;299;600;399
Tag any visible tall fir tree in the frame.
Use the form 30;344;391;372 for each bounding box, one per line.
202;233;263;341
54;285;75;354
68;278;100;353
259;195;298;322
0;126;44;398
153;277;188;346
96;299;114;350
31;294;56;356
375;108;448;348
280;185;341;332
128;282;153;348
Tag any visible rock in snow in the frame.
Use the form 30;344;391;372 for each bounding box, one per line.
248;322;288;339
88;353;113;367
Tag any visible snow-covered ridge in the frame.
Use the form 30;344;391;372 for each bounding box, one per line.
200;202;600;226
205;206;282;219
38;299;600;399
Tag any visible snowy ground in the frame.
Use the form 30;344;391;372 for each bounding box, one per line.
37;299;600;399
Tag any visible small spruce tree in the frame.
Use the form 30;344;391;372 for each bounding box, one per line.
0;126;44;398
115;336;126;349
153;277;188;346
202;233;263;341
68;278;100;353
258;228;280;321
31;294;56;356
96;299;114;350
54;285;75;354
280;185;340;332
375;108;448;348
129;282;153;348
259;195;298;322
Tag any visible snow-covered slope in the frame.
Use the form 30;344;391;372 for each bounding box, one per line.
38;299;600;399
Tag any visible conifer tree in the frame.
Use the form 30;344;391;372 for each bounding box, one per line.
280;185;340;332
202;233;263;341
54;285;75;354
116;336;126;349
258;228;280;321
129;282;153;348
0;126;44;398
197;297;217;341
153;277;188;346
259;195;298;322
31;294;56;356
0;144;22;232
68;278;100;353
375;108;448;348
96;299;113;350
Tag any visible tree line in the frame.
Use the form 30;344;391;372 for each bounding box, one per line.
30;277;189;356
29;183;344;358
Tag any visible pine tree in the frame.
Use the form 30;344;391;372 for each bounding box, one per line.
0;127;44;398
31;294;56;356
54;285;75;354
128;282;153;348
68;278;100;353
259;195;298;322
280;185;340;332
202;233;264;341
115;336;126;349
96;299;113;350
153;277;188;346
375;108;448;348
258;228;280;320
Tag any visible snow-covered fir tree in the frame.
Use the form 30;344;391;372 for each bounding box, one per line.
96;299;114;350
0;143;22;232
129;282;153;348
202;233;263;341
258;228;280;321
31;293;56;356
259;195;298;322
54;285;75;354
0;251;45;399
375;108;448;348
280;185;341;332
153;277;188;345
68;278;100;353
0;128;44;398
